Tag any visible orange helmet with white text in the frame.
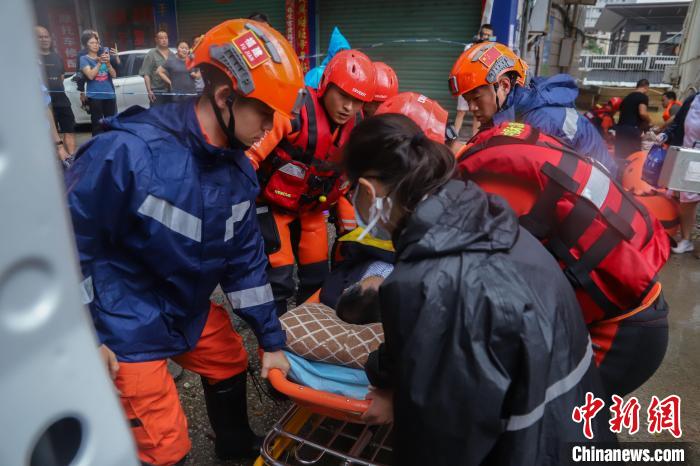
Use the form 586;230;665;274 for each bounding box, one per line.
448;42;528;98
187;19;305;118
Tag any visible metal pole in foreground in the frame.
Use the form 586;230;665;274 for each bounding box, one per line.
0;1;139;465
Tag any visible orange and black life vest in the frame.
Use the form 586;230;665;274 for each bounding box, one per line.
259;88;356;213
457;122;670;324
662;100;682;122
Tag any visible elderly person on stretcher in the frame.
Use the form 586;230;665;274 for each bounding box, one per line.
276;225;392;399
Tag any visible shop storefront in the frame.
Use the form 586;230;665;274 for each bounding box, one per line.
33;0;86;70
176;0;286;45
33;0;177;64
317;0;481;116
34;0;482;115
177;0;481;113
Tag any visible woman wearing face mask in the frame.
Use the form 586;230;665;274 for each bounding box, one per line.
347;114;615;466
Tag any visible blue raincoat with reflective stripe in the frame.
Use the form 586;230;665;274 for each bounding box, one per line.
493;74;617;173
65;99;285;362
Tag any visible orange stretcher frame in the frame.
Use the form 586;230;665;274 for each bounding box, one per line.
268;368;370;423
255;369;391;466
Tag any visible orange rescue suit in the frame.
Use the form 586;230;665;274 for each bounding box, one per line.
247;88;358;313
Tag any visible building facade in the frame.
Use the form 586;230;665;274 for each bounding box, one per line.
33;0;484;116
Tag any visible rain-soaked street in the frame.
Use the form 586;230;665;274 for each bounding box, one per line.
618;252;700;458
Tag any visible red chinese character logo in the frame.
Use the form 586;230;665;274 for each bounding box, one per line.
572;392;605;439
647;395;682;438
232;31;270;69
609;395;641;435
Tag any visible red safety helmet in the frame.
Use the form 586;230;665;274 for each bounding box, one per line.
187;19;305;118
608;97;622;113
376;92;454;143
372;62;399;102
318;49;376;103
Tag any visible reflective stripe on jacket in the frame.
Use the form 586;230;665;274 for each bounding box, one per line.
65;99;285;361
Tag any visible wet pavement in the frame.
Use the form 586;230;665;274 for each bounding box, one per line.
618;252;700;451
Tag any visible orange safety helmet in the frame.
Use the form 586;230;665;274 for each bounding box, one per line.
448;42;528;98
376;92;454;143
372;62;399;102
622;150;658;196
608;97;622;113
318;49;376;103
187;19;305;119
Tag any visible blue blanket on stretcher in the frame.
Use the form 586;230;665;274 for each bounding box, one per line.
284;351;370;399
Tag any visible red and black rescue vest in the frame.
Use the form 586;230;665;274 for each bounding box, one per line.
457;122;670;324
259;88;356;213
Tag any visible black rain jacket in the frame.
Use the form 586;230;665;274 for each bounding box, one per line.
366;179;616;465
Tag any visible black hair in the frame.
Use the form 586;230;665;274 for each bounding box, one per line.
637;79;650;88
503;70;521;86
480;23;493;31
247;12;270;24
80;30;98;48
336;284;381;325
176;40;189;48
663;91;677;100
199;63;231;95
343;113;456;222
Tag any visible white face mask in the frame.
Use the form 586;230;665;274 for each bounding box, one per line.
352;181;393;241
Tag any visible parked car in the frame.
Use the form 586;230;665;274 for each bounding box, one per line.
64;49;174;125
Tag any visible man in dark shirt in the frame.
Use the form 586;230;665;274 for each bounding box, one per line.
140;31;171;106
37;26;76;154
615;79;652;159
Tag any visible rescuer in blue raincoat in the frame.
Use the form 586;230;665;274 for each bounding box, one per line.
449;41;617;174
64;19;306;465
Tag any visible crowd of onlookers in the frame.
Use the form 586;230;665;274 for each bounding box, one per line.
37;25;206;143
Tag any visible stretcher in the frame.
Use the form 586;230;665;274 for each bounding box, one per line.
254;369;393;465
